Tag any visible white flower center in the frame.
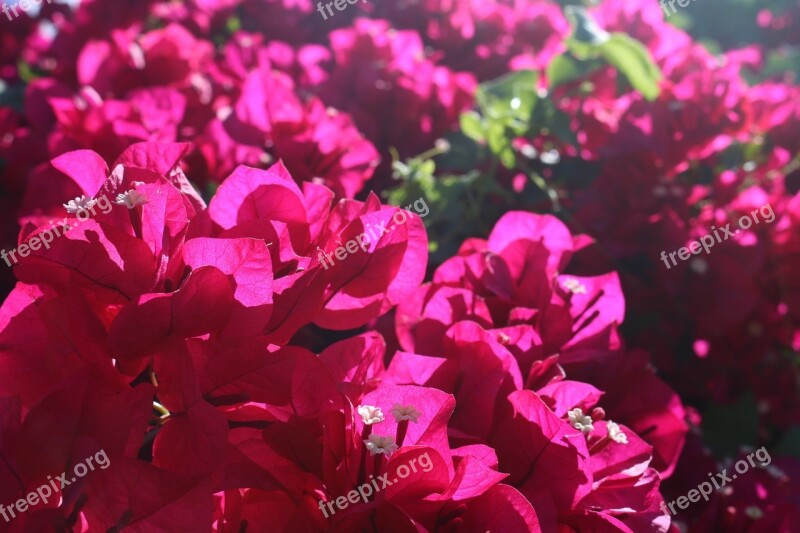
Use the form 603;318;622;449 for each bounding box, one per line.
606;421;628;444
63;195;97;214
357;405;385;425
390;404;421;423
562;278;587;294
115;189;149;209
363;434;398;456
568;408;593;434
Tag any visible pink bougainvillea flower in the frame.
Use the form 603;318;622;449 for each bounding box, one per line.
394;211;687;484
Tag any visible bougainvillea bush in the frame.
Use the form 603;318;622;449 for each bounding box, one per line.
0;0;799;531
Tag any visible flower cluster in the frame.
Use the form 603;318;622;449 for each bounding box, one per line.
393;212;685;529
560;0;800;450
0;143;430;529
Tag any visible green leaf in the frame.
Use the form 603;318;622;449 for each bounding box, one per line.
701;393;759;459
485;122;516;169
0;81;25;113
477;70;539;125
757;46;800;83
563;6;662;101
436;131;483;172
459;111;485;142
776;426;800;459
549;108;580;147
564;5;610;45
226;16;241;32
17;62;38;83
529;97;579;147
204;181;219;203
598;34;662;101
478;70;539;105
547;55;585;90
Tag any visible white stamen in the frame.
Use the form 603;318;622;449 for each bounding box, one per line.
562;278;587;294
363;434;398;456
606;421;628;444
357;405;385;425
114;189;149;209
63;195;97;214
390;404;421;423
568;408;593;434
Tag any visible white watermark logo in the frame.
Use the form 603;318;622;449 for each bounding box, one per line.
660;0;700;18
317;197;429;270
2;178;149;268
316;0;368;20
317;451;433;518
660;203;775;270
0;449;110;523
661;446;771;515
2;0;54;22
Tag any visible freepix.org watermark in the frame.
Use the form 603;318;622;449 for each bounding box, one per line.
317;197;429;270
660;203;775;270
1;194;114;267
2;0;53;22
1;183;149;268
316;0;367;20
317;451;433;518
660;0;699;18
0;449;110;523
660;446;771;516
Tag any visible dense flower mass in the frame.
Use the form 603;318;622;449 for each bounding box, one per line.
0;0;799;531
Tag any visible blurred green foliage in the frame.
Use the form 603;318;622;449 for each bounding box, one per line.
386;7;667;266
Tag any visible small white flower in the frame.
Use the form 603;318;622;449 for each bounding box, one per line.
63;195;97;214
690;258;709;275
606;421;628;444
390;404;421;423
568;408;594;434
765;465;787;479
562;278;587;294
520;144;537;159
540;149;560;165
357;405;384;425
744;506;763;520
363;434;398;456
114;189;149;209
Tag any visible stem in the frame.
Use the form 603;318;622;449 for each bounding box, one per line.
130;206;144;241
588;435;611;454
357;425;372;486
395;420;409;448
414;141;450;162
373;453;383;479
